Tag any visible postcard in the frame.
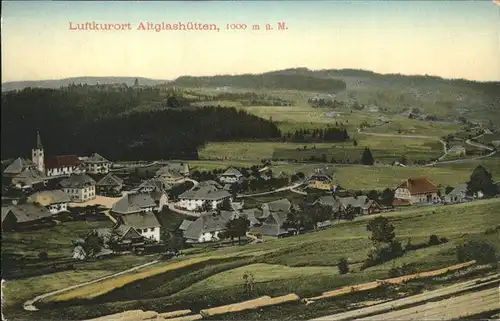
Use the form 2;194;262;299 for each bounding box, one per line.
1;1;499;320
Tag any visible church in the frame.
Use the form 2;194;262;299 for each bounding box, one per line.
31;132;84;177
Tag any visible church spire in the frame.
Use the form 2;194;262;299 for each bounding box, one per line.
36;131;43;150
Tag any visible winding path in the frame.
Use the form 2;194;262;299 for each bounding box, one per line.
236;181;305;199
23;259;160;311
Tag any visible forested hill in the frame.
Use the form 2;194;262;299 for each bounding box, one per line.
1;88;281;161
172;73;347;92
1;77;169;92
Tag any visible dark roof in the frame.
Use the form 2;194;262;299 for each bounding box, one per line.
12;168;47;186
3;157;35;175
262;198;292;213
111;192;156;214
134;179;166;193
27;190;70;206
178;219;194;231
84;153;110;163
338;196;376;210
45;155;81;169
197;180;223;189
179;186;231;200
183;213;230;240
119;211;161;229
257;211;290;236
1;207;15;223
149;190;167;202
446;184;467;197
60;173;96;188
9;203;53;223
156;167;184;179
96;173;124;187
158;162;189;175
396;177;438;195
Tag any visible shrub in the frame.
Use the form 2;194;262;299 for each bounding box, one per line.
388;263;417;278
439;237;449;243
362;240;404;269
428;234;441;245
337;257;349;274
456;240;498;265
38;251;48;260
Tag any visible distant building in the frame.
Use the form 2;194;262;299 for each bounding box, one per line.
27;189;71;214
218;167;243;184
444;184;468;204
178;185;232;211
60;173;96;203
96;173;124;196
111;192;156;216
155;167;185;185
393;177;439;206
157;162;190;176
182;211;235;243
117;211;162;242
448;145;466;157
3;203;53;229
83;153;113;174
307;168;336;191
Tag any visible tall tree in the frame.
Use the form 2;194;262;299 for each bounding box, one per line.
224;217;250;245
366;216;395;244
467;165;497;197
361;148;375;165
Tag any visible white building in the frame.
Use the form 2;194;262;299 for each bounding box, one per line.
177;185;232;211
181;211;235;243
27;190;71;214
31;131;83;177
118;211;162;242
218;167;243;184
83;153;113;174
393;177;439;206
60;173;96;203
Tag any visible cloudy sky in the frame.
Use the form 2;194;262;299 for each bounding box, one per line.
1;1;499;82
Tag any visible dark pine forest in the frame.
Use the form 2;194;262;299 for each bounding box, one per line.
1;87;282;161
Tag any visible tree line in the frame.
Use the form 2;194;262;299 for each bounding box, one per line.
1;88;281;160
282;127;350;142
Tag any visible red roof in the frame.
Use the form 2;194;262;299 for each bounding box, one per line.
392;199;411;206
396;177;438;195
45;155;81;169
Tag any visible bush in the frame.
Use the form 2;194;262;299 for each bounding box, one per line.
337;257;349;274
362;240;404;269
456;240;498;265
428;234;441;245
38;251;48;260
388;263;417;278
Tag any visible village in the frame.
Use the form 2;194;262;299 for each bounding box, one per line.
2;131;497;261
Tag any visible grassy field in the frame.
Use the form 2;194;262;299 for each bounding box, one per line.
13;198;498;321
198;137;442;164
271;158;500;190
366;116;461;137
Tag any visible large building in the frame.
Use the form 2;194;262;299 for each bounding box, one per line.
393;177;439;206
60;173;96;203
32;132;83;177
82;153;113;174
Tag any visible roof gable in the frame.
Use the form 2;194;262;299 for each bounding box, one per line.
85;153;110;163
112;192;156;214
60;173;96;188
97;173;124;186
396;177;438;195
4;157;34;175
221;167;243;177
119;211;161;229
9;203;52;223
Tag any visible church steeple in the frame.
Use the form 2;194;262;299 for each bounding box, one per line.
36;131;43;150
32;131;45;173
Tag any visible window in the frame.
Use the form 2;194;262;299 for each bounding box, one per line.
149;228;154;232
137;229;142;233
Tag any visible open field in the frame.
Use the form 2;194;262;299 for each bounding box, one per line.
366;116;461;137
10;198;498;321
198;137;442;164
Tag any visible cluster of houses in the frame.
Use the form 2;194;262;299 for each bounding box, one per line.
1;132;488;254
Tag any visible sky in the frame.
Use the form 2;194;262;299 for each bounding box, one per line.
1;1;499;82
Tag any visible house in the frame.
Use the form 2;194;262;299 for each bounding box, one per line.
491;140;500;148
337;196;381;215
183;212;231;243
155;167;185;185
218;167;244;184
7;203;53;228
94;224;145;249
393;177;439;206
149;190;169;212
158;162;190;176
11;168;48;191
238;208;263;227
83;153;113;174
27;190;71;214
307;168;336;191
313;195;343;213
256;211;292;237
117;211;162;242
448;145;466;157
72;245;87;260
2;157;36;178
177;186;232;211
111;192;156;215
1;207;17;231
261;198;292;220
96;173;124;196
444;184;468;204
60;173;96;203
197;180;223;189
134;179;170;194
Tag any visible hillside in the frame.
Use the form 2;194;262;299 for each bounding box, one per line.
1;77;169;92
